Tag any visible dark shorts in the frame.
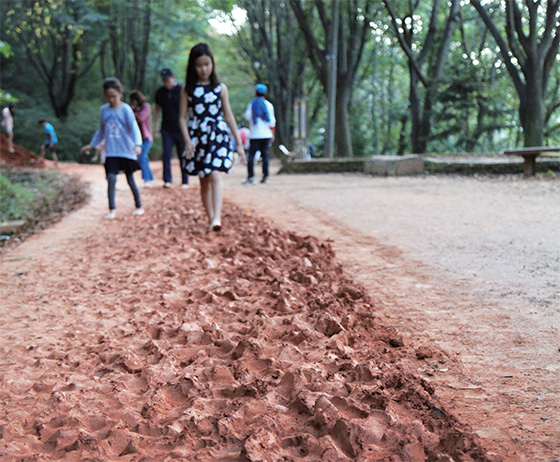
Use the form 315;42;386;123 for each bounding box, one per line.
104;156;140;176
44;143;57;153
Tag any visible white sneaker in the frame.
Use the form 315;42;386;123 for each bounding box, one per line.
163;182;172;188
181;184;189;189
104;210;116;220
144;181;153;188
132;207;144;216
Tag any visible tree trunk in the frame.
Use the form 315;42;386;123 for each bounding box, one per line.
335;82;352;157
409;71;423;153
381;60;396;154
519;71;545;147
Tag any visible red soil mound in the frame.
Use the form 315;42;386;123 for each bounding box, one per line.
0;184;493;461
0;133;45;168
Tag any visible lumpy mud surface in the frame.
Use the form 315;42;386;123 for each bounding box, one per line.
0;162;492;461
2;153;558;461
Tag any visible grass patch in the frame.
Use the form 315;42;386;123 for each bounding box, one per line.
0;168;90;247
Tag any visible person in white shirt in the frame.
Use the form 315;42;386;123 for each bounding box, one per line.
1;103;16;153
243;84;275;184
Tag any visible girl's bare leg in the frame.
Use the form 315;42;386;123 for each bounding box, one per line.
200;176;213;223
209;172;223;229
200;172;223;230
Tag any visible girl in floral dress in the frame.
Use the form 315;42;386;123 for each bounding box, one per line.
179;42;245;231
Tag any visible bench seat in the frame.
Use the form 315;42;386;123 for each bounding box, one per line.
503;146;560;176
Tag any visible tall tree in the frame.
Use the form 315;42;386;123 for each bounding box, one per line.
290;0;376;157
470;0;560;147
383;0;461;154
230;0;307;147
97;0;152;91
434;15;518;153
3;0;106;118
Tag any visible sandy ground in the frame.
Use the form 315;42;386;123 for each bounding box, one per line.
225;162;560;462
0;154;558;461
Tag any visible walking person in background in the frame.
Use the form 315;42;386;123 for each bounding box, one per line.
130;90;155;188
243;83;275;184
80;77;144;220
179;42;245;231
38;118;59;166
238;122;250;151
154;68;189;189
1;102;16;153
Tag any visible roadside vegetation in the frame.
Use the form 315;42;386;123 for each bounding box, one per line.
0;168;89;247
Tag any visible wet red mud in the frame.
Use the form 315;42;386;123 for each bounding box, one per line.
0;160;495;461
0;134;46;168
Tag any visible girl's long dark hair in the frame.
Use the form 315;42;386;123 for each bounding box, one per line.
185;43;220;96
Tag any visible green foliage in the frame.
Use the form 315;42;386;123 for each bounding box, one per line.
0;40;12;59
0;172;35;220
11;99;102;163
205;34;254;121
0;40;17;104
4;0;103;54
0;168;90;238
2;0;107;117
2;1;560;158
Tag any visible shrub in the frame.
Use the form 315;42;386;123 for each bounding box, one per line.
0;168;90;245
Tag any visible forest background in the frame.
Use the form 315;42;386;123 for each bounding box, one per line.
1;0;560;162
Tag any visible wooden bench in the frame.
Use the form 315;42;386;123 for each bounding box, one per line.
503;146;560;176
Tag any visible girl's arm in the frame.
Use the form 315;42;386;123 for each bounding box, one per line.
179;88;195;159
221;84;246;162
82;108;106;153
126;105;143;156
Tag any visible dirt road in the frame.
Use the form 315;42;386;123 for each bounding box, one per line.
0;158;558;461
225;162;560;461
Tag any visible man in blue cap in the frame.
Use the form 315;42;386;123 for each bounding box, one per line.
154;68;189;188
243;83;276;184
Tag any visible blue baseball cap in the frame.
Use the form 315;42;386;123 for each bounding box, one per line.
256;83;267;94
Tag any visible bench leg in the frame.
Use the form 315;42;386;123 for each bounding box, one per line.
522;155;536;176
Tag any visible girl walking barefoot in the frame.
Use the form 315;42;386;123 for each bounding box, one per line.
179;42;245;231
81;78;144;219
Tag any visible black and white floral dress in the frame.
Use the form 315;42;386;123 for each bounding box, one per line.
185;83;234;177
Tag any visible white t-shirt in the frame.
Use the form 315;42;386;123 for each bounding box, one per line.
245;99;275;139
2;107;13;131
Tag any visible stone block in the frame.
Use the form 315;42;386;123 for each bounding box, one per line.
364;155;424;176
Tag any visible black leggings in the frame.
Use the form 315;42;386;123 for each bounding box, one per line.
107;172;141;210
247;138;271;179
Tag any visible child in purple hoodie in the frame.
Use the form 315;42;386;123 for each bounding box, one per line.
81;78;144;219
